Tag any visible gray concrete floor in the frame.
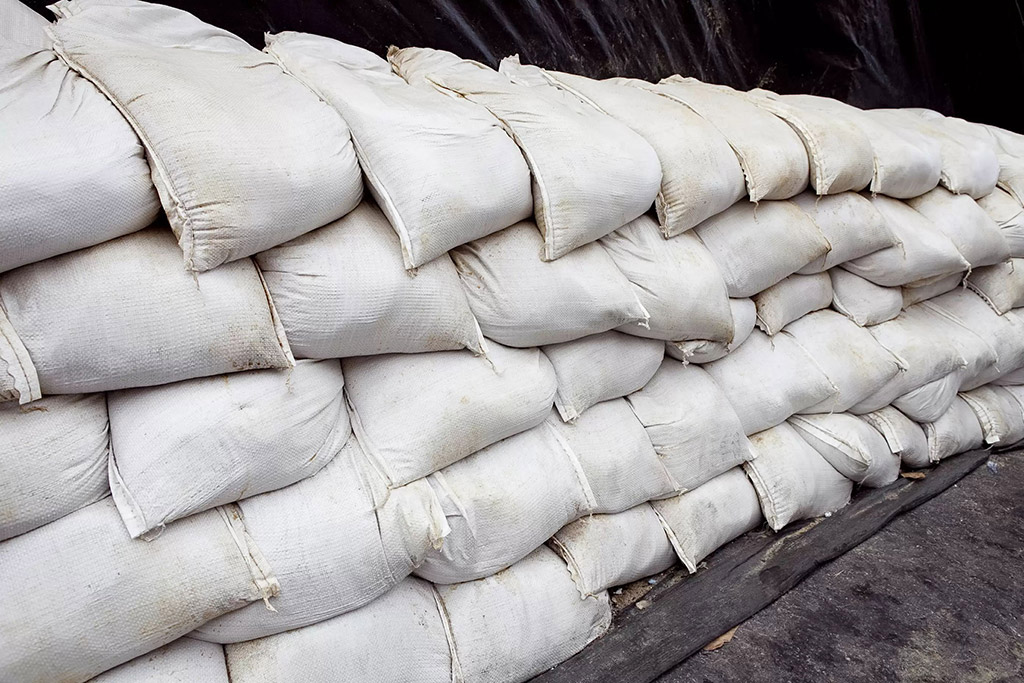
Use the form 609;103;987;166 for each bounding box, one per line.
659;452;1024;683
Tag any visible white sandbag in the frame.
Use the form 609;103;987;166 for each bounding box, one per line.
436;546;611;683
550;504;676;596
744;90;873;194
266;33;532;268
0;31;158;274
789;413;900;487
257;202;485;358
977;187;1024;257
754;272;833;335
667;298;756;363
994;365;1024;386
782;95;940;199
497;61;746;235
0;228;293;404
599;214;734;342
106;360;349;538
390;47;661;260
650;77;810;201
224;578;453;683
0;498;276;683
542;331;664;422
626;360;752;488
744;423;853;531
901;272;963;308
859;406;931;469
415;420;593;584
693;200;831;298
705;330;837;435
959;386;1024;446
906;187;1009;268
91;638;228;683
842;195;970;287
791;192;897;273
923;287;1024;389
966;259;1024;314
981;124;1024;206
651;467;763;572
829;268;903;326
891;372;962;423
851;305;969;414
922;397;985;461
884;108;1000;199
451;221;648;347
343;343;556;487
192;439;447;643
785;310;904;414
49;0;362;271
0;394;109;542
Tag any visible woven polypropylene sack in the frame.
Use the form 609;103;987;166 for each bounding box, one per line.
977;187;1024;258
829;268;903;327
791;192;897;273
667;298;756;363
959;385;1024;446
789;413;900;487
966;259;1024;314
859;407;931;469
91;638;229;683
754;272;833;336
922;397;985;461
907;187;1009;269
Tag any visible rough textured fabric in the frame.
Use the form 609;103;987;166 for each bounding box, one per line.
499;62;745;236
343;343;556;487
652;467;762;572
744;423;853;531
257;202;485;358
901;272;963;308
91;638;229;683
977;187;1024;258
859;407;931;469
0;393;109;542
960;386;1024;446
922;397;985;462
789;413;901;488
0;228;293;402
192;439;447;643
542;331;664;422
106;360;349;538
907;187;1010;269
451;221;648;347
49;0;363;271
966;259;1024;314
705;330;837;435
600;214;733;343
0;31;158;273
693;200;831;298
550;504;676;597
0;498;276;683
667;298;756;363
754;272;833;336
627;360;752;489
648;77;810;201
791;191;897;273
267;33;532;268
390;46;661;261
829;268;903;327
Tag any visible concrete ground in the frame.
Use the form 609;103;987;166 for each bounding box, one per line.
660;452;1024;683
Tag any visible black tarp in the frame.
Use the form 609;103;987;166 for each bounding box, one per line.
25;0;1024;132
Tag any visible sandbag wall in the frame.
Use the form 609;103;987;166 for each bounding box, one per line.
3;0;1024;681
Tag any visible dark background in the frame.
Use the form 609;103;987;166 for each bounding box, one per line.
26;0;1024;132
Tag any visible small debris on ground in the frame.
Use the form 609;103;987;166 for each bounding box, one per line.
702;626;739;653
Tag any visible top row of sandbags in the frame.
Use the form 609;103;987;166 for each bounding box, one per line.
3;0;1018;277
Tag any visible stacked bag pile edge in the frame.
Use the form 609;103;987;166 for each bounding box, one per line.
3;0;1024;681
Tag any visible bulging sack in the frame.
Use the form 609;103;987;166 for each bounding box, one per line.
550;504;676;597
789;413;900;488
0;228;293;404
901;272;963;308
192;438;447;644
0;394;109;542
91;638;228;683
257;202;485;358
0;33;158;274
966;259;1024;314
600;214;734;343
667;298;756;363
744;422;853;531
107;359;349;538
791;192;897;273
390;46;662;260
344;343;557;487
49;0;363;271
829;268;903;327
922;397;985;461
693;200;831;298
754;272;833;336
498;61;746;236
705;330;837;435
266;33;532;268
451;221;648;347
626;360;752;489
959;385;1024;446
907;187;1009;269
977;187;1024;258
0;498;276;683
542;330;664;422
650;77;810;201
652;467;763;573
859;407;931;469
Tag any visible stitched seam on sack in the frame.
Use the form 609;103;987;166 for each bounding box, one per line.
216;505;280;604
542;421;599;513
254;263;295;366
651;503;697;573
0;301;41;404
430;585;464;683
547;535;592;598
